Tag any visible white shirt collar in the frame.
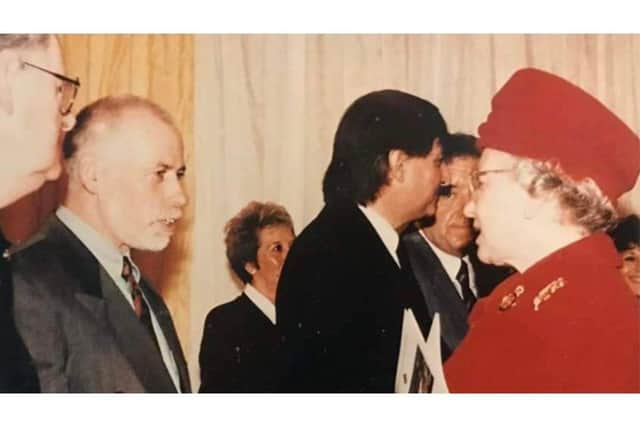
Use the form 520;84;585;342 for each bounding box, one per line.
419;229;477;298
244;284;276;325
358;204;400;267
56;206;140;285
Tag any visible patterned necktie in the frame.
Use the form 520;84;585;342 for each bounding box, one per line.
456;259;477;312
121;256;159;349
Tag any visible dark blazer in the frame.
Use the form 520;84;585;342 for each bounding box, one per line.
10;215;191;393
275;203;431;392
199;292;280;392
402;229;514;361
0;232;39;392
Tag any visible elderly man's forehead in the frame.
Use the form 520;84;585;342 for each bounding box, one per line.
94;108;179;138
85;110;182;162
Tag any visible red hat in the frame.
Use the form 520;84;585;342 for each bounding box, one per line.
478;68;640;202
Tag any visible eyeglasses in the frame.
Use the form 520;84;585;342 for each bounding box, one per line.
469;168;513;192
23;61;80;115
438;184;453;198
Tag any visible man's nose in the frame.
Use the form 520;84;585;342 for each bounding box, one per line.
463;198;476;219
172;180;188;208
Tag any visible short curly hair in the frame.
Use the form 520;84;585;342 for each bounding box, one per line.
224;201;294;284
512;158;618;233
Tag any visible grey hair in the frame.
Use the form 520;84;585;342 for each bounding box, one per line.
0;34;50;52
512;158;618;233
62;94;181;176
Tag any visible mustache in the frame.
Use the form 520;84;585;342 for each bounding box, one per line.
414;215;436;229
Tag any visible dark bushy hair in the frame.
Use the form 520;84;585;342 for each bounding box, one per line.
609;215;640;252
225;201;294;284
322;89;448;205
440;132;480;163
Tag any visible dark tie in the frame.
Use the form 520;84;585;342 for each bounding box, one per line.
121;256;159;349
456;259;476;312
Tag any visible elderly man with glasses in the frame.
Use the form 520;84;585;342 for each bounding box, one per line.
0;34;79;392
443;68;640;393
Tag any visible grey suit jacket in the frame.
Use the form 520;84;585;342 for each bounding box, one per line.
401;230;471;361
10;215;191;393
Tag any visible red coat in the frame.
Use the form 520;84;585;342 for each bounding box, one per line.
444;233;640;392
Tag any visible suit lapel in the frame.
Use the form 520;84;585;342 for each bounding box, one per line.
99;269;178;393
48;216;178;392
33;216;179;392
140;279;191;393
46;216;103;299
402;231;469;353
43;217;114;334
345;205;432;337
340;204;401;278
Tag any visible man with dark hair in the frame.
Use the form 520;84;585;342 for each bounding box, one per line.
0;34;79;392
10;95;190;392
199;201;295;392
401;133;512;362
276;89;448;392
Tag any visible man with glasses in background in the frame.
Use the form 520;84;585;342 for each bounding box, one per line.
444;68;640;392
0;34;79;392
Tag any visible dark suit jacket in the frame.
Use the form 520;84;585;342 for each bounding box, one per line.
275;203;430;392
199;292;280;392
10;215;191;393
402;228;514;361
0;232;39;392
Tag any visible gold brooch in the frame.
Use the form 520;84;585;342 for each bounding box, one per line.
533;277;565;312
498;285;525;311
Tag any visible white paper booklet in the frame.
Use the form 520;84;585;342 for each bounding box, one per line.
395;310;448;393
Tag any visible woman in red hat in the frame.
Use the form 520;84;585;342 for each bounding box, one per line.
444;68;640;393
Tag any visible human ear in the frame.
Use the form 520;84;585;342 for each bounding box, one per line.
244;262;258;276
77;153;99;195
388;149;408;183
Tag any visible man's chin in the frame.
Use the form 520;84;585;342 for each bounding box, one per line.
475;240;496;265
0;173;46;208
136;237;171;253
44;164;62;181
423;202;437;217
